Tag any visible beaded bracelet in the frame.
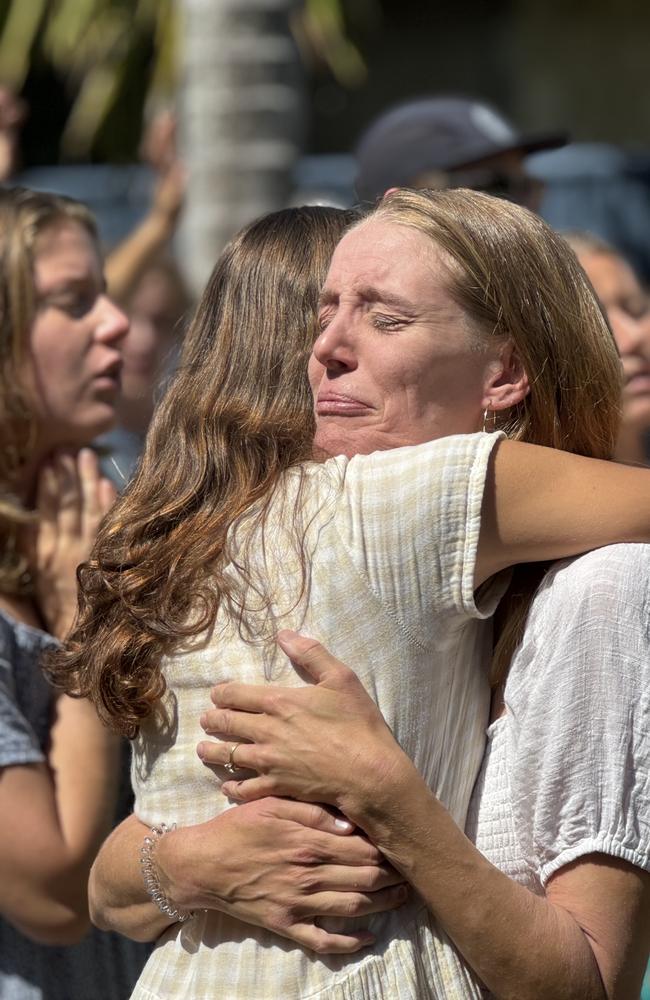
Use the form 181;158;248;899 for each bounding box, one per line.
140;822;195;922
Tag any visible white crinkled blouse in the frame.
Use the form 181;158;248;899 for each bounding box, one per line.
467;543;650;997
131;432;506;1000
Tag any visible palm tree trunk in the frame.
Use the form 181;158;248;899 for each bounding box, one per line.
178;0;306;295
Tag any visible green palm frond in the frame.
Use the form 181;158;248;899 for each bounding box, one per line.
0;0;178;159
0;0;373;160
0;0;47;90
297;0;379;87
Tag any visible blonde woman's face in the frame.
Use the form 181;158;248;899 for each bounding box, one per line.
26;220;129;450
309;219;503;458
578;249;650;429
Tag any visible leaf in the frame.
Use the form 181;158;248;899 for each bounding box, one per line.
60;63;123;158
298;0;368;87
0;0;47;90
41;0;100;67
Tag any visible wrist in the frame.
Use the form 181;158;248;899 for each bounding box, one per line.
338;745;425;842
154;822;221;913
153;826;196;911
147;206;177;238
141;824;196;921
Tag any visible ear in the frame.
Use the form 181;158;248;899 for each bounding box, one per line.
482;341;530;412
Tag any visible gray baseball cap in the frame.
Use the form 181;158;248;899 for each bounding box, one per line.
354;95;567;202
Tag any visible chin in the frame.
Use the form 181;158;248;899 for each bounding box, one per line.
64;406;118;446
313;428;382;459
623;398;650;432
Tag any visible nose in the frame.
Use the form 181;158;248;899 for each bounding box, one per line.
94;294;130;346
312;314;358;374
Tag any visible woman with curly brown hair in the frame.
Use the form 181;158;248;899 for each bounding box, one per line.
55;191;650;999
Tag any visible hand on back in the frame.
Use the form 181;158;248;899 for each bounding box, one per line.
155;796;407;954
197;632;416;825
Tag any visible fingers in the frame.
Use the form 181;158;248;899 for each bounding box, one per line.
222;775;277;803
287;921;374;955
210;635;357;712
276;631;355;687
98;475;117;516
303;883;408;920
210;680;273;713
77;447;102;530
297;831;385;868
303;864;405;893
35;461;58;553
55;451;83;539
199;706;266;743
77;448;116;537
196;738;259;775
254;798;355;836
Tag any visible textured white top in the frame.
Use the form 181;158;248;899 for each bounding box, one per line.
131;432;505;1000
467;543;650;898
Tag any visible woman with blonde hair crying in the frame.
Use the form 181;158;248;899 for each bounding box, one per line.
57;191;650;999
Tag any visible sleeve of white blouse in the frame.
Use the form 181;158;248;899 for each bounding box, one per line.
333;431;506;641
506;543;650;886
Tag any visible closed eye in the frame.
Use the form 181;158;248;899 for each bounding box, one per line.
372;312;406;331
318;307;336;332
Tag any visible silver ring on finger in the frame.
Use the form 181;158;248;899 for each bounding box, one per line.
224;742;242;774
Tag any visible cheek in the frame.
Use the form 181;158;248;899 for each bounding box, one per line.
402;350;487;414
307;356;323;397
29;318;85;399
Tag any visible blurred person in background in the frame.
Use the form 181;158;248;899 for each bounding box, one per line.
353;94;566;209
100;110;190;485
0;187;148;999
99;256;191;485
0;85;27;182
565;232;650;465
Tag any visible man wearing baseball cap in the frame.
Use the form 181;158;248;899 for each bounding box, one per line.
354;94;567;208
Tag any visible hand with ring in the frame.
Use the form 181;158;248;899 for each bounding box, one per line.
224;743;242;774
197;630;418;828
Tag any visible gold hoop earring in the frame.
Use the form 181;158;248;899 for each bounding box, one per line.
482;407;497;433
482;407;490;433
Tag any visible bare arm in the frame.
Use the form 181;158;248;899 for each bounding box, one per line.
104;163;184;304
361;775;649;1000
0;696;121;945
476;439;650;585
0;448;121;944
90;799;406;952
104;109;185;307
200;633;650;1000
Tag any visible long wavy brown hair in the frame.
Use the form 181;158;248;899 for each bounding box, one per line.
0;187;99;595
46;206;355;737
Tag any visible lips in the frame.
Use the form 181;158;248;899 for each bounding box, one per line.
315;392;371;416
624;372;650;396
92;356;123;389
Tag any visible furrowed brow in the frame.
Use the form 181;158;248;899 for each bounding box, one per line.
318;288;338;308
358;285;416;312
